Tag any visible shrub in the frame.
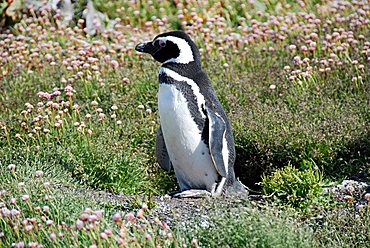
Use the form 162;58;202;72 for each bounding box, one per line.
261;160;324;208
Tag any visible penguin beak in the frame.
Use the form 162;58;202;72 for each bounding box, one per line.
135;42;158;55
135;43;146;52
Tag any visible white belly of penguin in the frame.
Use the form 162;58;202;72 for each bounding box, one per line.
158;84;219;191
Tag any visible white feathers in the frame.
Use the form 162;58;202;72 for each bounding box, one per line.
158;82;219;191
212;177;226;197
159;67;206;118
222;132;229;175
157;83;201;154
156;36;194;64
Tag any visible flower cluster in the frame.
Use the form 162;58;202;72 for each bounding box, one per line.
1;164;182;247
1;0;368;82
7;86;92;144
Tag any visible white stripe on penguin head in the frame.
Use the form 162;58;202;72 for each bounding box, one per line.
156;36;194;64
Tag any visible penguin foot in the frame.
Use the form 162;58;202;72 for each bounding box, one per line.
171;189;212;198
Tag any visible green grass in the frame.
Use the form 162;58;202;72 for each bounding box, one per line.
183;203;317;248
0;163;180;247
0;0;369;246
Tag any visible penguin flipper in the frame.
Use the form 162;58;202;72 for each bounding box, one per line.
205;107;227;178
155;126;172;171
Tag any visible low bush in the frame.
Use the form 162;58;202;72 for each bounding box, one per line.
261;160;324;208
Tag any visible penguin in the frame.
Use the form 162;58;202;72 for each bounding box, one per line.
135;31;246;197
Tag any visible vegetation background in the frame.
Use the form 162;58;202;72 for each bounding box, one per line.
0;0;369;247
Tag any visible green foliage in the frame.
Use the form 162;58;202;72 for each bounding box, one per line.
261;160;324;208
184;203;317;248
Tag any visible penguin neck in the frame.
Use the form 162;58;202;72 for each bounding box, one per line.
161;61;202;80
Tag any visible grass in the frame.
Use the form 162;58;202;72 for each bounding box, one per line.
0;163;179;247
0;0;369;247
185;204;317;248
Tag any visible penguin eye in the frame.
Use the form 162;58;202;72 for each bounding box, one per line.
158;39;166;48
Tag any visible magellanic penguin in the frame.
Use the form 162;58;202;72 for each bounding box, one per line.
135;31;246;198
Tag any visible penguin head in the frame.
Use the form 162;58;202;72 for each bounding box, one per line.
135;31;201;67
